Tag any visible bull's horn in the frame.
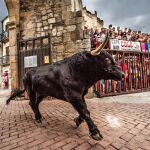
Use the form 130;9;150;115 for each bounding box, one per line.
91;32;109;56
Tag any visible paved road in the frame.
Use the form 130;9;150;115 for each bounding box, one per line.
0;92;150;150
93;91;150;104
0;89;11;102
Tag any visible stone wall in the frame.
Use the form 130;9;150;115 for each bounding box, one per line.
19;0;91;62
5;0;103;89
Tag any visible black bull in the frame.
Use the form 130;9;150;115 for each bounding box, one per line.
6;37;124;140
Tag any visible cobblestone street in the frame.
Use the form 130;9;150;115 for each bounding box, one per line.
0;92;150;150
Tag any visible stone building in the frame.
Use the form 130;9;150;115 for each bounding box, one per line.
83;7;103;31
5;0;103;89
0;16;11;89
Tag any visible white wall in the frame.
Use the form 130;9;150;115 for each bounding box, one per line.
2;42;9;56
2;17;9;31
83;10;103;31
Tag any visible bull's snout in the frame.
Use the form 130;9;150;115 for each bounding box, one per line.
113;65;125;81
115;65;125;79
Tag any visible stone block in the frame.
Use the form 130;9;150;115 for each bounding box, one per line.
63;32;71;42
9;46;17;58
47;9;52;13
65;18;76;25
49;24;52;29
77;17;84;24
63;0;71;5
54;14;59;17
41;32;46;36
43;38;49;45
37;23;42;28
54;45;65;53
43;21;48;26
63;53;74;59
70;31;76;41
48;13;53;18
66;6;71;11
82;39;91;49
36;34;41;37
56;55;64;61
42;10;47;15
44;26;49;30
57;31;63;36
76;40;82;49
63;30;67;34
52;28;57;36
9;30;17;46
37;28;41;31
84;48;91;51
76;25;84;39
51;58;57;63
62;11;75;20
27;21;35;29
55;16;62;22
57;26;63;31
66;25;76;32
42;15;48;20
48;18;56;24
51;36;63;44
25;29;35;39
65;41;76;52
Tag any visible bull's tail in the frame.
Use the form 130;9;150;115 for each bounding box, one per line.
6;89;26;105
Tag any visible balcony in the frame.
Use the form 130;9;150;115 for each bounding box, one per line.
0;55;10;65
0;31;9;43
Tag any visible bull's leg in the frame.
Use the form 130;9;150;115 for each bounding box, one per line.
73;98;86;127
71;99;103;141
74;115;84;128
28;91;42;123
28;91;36;114
33;95;43;123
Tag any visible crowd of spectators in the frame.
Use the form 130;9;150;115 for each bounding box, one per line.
84;24;150;49
84;25;150;96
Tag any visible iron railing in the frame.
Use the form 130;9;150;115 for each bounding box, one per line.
95;50;150;97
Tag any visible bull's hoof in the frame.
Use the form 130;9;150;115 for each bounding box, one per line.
35;119;42;124
90;132;103;141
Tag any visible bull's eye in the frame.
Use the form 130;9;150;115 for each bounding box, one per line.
104;58;112;71
105;58;109;61
104;58;111;64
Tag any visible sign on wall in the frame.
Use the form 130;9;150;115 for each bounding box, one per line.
24;56;37;68
110;39;141;51
44;56;49;64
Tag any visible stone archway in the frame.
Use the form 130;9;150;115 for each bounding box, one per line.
5;0;20;89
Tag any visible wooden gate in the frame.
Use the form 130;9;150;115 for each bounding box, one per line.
18;35;51;88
